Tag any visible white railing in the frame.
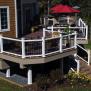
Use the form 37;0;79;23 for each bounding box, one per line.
77;45;90;65
0;33;76;59
78;18;88;40
47;25;87;40
75;59;80;73
47;18;88;40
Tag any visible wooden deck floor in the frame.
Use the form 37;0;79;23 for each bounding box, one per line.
0;48;77;65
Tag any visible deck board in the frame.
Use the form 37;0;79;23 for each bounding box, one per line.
0;48;77;65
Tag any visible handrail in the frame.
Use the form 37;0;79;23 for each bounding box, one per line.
45;36;60;40
77;45;90;65
2;37;21;42
24;39;42;42
79;18;86;26
0;32;76;58
77;44;87;53
48;26;86;29
77;55;88;64
47;18;88;40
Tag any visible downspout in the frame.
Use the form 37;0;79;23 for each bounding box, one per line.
14;0;18;38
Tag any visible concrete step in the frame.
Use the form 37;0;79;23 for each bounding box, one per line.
0;71;27;85
9;74;27;85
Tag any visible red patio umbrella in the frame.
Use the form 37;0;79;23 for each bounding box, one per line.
50;4;64;11
50;4;80;14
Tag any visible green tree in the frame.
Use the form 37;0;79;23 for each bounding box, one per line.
39;0;62;16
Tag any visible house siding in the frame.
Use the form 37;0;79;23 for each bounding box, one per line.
0;0;16;38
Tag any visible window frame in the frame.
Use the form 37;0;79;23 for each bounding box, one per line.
0;6;10;32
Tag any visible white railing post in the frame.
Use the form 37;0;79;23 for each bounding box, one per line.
77;60;80;73
0;35;3;53
28;67;32;84
74;31;77;48
78;18;81;26
88;49;90;66
42;37;45;57
43;28;46;37
59;33;62;52
86;25;88;40
74;53;77;57
6;68;10;77
52;25;54;33
21;38;25;58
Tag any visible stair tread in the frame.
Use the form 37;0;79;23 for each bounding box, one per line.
76;56;91;77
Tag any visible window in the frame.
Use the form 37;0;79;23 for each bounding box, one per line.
0;6;10;32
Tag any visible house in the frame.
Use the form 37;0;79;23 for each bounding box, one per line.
0;0;39;38
0;0;89;86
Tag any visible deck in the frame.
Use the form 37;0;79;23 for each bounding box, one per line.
0;48;76;65
44;17;88;44
0;30;77;65
0;17;88;65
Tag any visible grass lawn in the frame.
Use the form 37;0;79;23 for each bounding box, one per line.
0;79;26;91
0;78;91;91
85;40;91;49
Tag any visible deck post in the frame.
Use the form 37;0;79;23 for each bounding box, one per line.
86;25;88;40
52;25;53;33
78;18;81;26
21;38;25;58
42;37;45;57
0;35;3;53
43;28;46;37
88;49;90;66
59;33;62;52
27;66;32;84
74;31;77;49
77;60;80;73
6;68;10;77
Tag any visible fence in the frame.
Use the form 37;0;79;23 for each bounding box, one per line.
77;45;90;65
47;18;88;40
0;33;76;58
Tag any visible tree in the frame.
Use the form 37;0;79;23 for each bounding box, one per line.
39;0;62;16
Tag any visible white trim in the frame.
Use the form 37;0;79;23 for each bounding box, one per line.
88;49;90;65
45;50;59;56
0;9;1;31
77;55;88;64
0;6;10;32
14;0;18;38
21;38;25;58
6;69;10;77
28;68;32;84
3;51;22;57
2;36;21;41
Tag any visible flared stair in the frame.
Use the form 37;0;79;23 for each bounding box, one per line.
79;59;91;78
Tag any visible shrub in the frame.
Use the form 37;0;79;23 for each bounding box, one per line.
66;71;91;86
35;74;51;90
49;69;62;84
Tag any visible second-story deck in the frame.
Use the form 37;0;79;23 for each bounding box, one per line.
42;17;88;44
0;28;77;65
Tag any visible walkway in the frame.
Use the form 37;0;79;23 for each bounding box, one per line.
0;72;27;87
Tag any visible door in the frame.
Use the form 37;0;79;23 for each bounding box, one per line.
23;5;33;35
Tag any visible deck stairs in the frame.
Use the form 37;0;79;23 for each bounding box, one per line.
79;59;91;78
72;44;91;78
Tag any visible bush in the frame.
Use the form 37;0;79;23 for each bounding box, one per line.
66;71;91;86
49;69;62;82
35;74;51;90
